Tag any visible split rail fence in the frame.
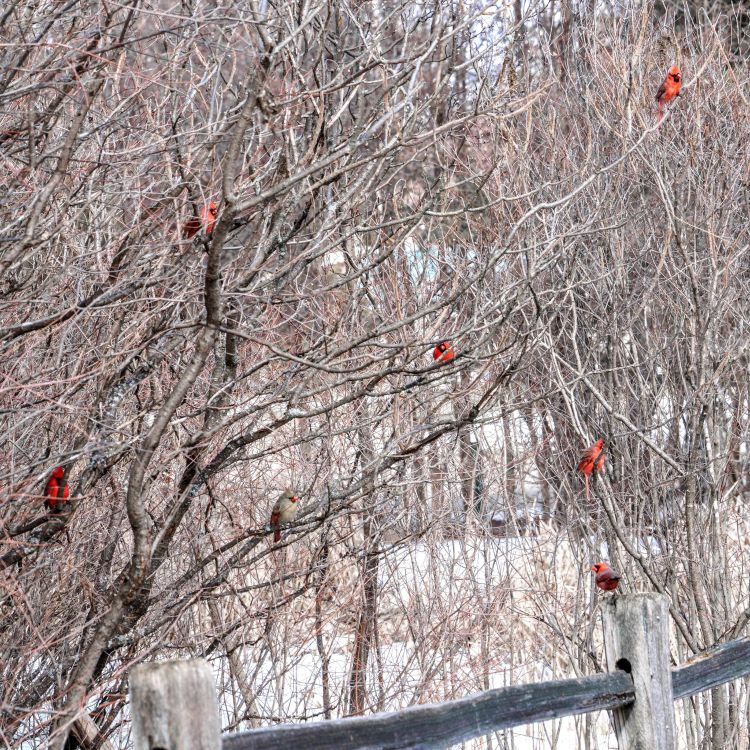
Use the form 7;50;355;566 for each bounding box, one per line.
128;593;750;750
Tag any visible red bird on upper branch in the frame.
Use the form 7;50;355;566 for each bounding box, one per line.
433;341;455;363
578;438;605;502
44;467;69;513
183;201;218;238
592;562;621;591
656;65;681;122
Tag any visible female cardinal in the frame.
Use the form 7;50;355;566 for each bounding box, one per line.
656;65;681;122
433;341;455;363
44;466;70;512
592;562;621;591
183;201;218;238
270;490;299;542
578;438;605;502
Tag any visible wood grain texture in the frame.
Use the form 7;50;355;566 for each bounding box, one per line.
222;671;634;750
130;659;221;750
672;637;750;699
603;593;676;750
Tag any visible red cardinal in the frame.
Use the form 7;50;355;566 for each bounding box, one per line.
201;202;218;235
578;438;605;502
433;341;455;363
183;201;218;238
270;489;299;543
592;562;621;592
656;65;681;122
44;466;70;513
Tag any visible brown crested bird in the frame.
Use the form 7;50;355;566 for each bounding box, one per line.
592;562;621;592
270;489;300;542
578;438;605;502
44;466;70;513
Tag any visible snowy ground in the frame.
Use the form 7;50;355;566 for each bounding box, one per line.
225;536;620;749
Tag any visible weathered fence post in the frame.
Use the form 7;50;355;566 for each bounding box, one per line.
603;593;677;750
129;659;221;750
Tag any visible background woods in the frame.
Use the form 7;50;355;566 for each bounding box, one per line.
2;0;750;748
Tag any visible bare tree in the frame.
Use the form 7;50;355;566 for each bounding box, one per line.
3;1;750;749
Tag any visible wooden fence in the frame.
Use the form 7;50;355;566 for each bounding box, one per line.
128;594;750;750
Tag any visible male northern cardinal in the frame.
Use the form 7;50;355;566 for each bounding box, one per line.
270;489;299;542
656;65;681;122
433;341;455;363
44;466;70;513
592;562;621;592
578;438;605;502
183;201;218;238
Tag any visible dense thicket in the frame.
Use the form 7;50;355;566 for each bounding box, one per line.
2;1;750;748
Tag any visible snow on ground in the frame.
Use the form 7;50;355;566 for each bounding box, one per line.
230;535;618;748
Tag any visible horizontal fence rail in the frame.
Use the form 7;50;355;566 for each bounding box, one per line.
220;637;750;750
672;637;750;699
128;597;750;750
223;672;634;750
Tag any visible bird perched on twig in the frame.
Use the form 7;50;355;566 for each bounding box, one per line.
433;341;455;363
270;489;300;542
592;562;621;592
578;438;605;502
44;467;69;513
656;65;681;122
183;201;218;239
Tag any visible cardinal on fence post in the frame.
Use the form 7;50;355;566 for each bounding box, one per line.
592;562;621;591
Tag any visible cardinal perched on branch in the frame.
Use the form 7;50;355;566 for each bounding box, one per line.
183;201;218;239
270;489;299;542
44;467;69;513
592;562;621;592
433;341;455;363
656;65;681;122
201;202;218;235
578;438;605;502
